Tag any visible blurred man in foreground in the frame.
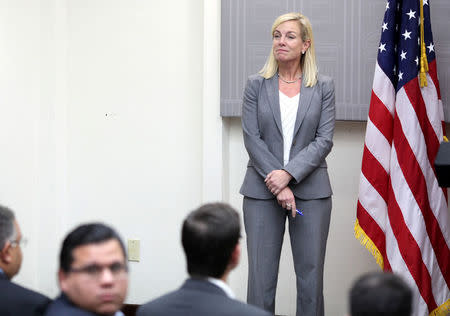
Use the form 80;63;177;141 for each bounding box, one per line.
138;202;271;316
349;271;412;316
45;223;128;316
0;204;51;316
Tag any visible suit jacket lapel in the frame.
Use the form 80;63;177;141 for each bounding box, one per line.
265;76;283;135
293;80;315;137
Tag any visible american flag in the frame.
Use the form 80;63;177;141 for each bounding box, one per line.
356;0;450;315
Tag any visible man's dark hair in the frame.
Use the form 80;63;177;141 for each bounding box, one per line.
182;202;241;278
350;272;412;316
59;223;126;272
0;205;16;250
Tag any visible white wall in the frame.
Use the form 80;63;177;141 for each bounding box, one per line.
0;1;448;315
64;0;205;302
0;0;44;291
0;0;206;303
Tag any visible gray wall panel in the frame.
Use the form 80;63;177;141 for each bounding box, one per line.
221;0;450;122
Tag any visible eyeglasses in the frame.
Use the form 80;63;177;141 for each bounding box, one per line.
10;237;28;248
68;262;128;279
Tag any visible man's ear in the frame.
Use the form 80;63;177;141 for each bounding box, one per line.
0;242;13;264
58;269;69;292
229;242;241;268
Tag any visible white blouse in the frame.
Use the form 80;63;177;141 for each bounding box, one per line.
279;91;300;166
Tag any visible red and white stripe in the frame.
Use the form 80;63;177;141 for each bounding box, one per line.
357;59;450;316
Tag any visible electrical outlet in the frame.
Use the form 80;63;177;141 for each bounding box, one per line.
127;239;140;262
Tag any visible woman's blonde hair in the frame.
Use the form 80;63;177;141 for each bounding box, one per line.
259;12;318;87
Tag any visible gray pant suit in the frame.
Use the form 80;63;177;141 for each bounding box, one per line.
240;73;335;316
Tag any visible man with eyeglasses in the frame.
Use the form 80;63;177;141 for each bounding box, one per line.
0;204;51;316
45;223;128;316
137;203;271;316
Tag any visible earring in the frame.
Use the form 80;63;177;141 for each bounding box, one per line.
302;51;305;55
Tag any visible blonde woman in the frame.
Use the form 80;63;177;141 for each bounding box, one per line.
240;12;335;316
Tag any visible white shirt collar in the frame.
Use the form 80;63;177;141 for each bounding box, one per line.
206;277;235;299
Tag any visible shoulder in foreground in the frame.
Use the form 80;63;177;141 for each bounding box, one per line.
44;295;89;316
137;290;271;316
136;291;178;316
4;280;50;304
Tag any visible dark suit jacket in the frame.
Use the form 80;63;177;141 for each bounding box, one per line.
240;73;335;200
0;272;51;316
44;294;123;316
137;278;272;316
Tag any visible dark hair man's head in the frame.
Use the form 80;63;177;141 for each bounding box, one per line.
58;223;128;315
0;205;24;279
349;272;412;316
182;202;241;279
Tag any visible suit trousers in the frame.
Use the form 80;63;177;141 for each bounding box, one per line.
243;196;331;316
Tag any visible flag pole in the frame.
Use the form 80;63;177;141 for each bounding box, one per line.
419;0;429;87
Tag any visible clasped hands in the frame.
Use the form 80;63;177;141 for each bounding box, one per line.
265;170;297;217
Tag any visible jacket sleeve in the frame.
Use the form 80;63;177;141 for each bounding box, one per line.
283;78;335;184
242;77;283;178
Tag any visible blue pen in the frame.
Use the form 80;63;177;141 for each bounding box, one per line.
296;209;304;216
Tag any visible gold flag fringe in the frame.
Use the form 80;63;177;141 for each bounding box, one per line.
429;299;450;316
354;219;384;270
355;220;450;316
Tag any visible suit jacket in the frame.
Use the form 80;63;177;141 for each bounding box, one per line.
44;294;124;316
240;73;335;200
137;278;272;316
0;272;51;316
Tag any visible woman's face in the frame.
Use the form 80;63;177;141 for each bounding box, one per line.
272;20;309;64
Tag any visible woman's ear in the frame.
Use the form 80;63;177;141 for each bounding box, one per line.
303;39;311;53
